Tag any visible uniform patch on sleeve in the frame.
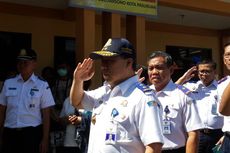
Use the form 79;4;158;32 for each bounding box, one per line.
136;83;153;95
176;85;192;95
218;76;228;84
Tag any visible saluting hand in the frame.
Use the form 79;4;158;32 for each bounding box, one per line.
183;66;197;81
135;67;145;83
175;66;197;84
73;58;95;82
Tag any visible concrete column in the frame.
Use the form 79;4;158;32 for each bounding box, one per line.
75;8;95;62
102;12;121;44
126;15;146;66
75;8;99;88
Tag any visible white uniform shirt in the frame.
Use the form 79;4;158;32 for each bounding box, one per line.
59;97;78;147
52;78;72;106
150;80;203;150
0;74;55;128
217;76;230;132
82;75;164;153
184;80;223;129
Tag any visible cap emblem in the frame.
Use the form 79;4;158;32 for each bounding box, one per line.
102;40;112;51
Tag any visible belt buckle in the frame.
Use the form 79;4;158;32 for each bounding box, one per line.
15;128;23;131
203;129;210;134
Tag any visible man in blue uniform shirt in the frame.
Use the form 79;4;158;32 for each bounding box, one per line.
0;48;55;153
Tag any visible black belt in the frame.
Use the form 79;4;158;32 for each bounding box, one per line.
225;132;230;137
162;146;185;153
200;128;222;134
5;125;42;131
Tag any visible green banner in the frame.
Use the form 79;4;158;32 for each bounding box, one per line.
69;0;157;17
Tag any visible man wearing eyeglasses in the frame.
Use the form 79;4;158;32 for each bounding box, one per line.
176;59;224;153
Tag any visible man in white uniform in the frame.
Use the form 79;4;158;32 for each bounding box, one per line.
0;48;55;153
70;38;164;153
176;60;223;153
147;51;203;153
217;42;230;153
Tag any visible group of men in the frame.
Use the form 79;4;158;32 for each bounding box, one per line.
70;38;230;153
0;38;229;153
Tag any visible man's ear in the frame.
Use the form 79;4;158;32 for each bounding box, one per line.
169;65;174;75
126;58;133;67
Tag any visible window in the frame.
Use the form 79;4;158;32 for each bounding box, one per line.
166;46;212;82
54;36;76;70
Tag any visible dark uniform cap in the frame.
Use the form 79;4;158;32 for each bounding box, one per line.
17;48;37;60
90;38;136;60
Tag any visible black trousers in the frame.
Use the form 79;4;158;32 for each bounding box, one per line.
162;146;185;153
198;129;223;153
55;146;81;153
2;125;42;153
220;132;230;153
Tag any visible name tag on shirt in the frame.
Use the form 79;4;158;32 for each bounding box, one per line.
163;120;171;134
105;121;117;145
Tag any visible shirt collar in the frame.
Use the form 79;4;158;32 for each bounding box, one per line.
151;80;176;96
197;79;217;88
160;80;176;96
17;73;36;82
104;75;139;96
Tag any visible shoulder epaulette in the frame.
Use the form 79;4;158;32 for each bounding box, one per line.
188;80;198;84
176;84;192;95
218;76;228;84
136;83;153;95
37;76;47;82
5;75;17;80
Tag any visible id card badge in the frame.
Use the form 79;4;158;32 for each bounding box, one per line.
105;121;117;145
211;103;217;115
162;120;171;134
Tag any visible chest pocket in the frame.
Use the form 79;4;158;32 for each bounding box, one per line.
28;90;41;98
5;89;18;106
27;90;42;108
6;89;18;97
166;104;179;119
113;106;130;123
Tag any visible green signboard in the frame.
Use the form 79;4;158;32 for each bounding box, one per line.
69;0;157;17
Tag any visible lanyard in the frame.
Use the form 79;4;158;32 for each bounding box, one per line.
164;105;170;120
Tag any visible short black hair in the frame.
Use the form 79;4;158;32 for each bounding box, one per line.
224;41;230;49
197;59;217;70
148;51;173;67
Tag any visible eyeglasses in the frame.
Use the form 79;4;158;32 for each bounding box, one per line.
198;70;212;75
224;53;230;59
